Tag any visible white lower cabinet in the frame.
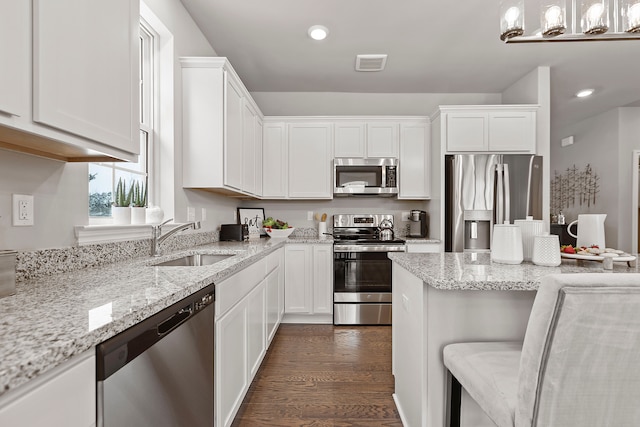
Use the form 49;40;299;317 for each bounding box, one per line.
283;244;333;323
215;248;284;427
0;350;95;427
266;249;285;344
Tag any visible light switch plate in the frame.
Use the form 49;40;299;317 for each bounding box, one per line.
13;194;34;226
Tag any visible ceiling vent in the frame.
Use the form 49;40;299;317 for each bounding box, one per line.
355;54;387;72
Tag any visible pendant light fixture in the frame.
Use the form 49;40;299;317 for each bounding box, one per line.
500;0;640;42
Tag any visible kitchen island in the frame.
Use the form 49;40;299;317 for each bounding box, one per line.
388;252;640;427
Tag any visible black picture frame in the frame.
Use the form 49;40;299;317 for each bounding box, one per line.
237;207;266;235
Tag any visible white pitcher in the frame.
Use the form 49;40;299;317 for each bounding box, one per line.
567;214;606;248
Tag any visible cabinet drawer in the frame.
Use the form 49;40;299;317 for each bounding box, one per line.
216;258;267;317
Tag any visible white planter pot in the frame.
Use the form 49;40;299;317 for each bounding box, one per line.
112;206;131;225
131;207;146;225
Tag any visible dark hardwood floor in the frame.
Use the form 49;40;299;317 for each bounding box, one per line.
231;324;403;427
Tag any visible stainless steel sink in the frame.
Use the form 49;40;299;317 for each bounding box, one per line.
153;253;235;267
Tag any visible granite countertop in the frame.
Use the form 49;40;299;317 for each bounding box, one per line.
389;252;640;291
0;236;331;397
403;237;441;244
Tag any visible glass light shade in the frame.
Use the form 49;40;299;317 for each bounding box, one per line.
622;0;640;32
500;0;525;40
580;0;610;34
541;1;567;36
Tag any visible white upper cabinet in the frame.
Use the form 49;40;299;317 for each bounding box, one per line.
225;75;244;190
0;1;28;118
442;106;537;153
262;122;288;198
333;121;398;158
0;0;139;162
367;122;399;158
181;57;264;197
334;122;366;158
241;100;257;195
287;123;333;199
399;121;431;199
34;0;138;155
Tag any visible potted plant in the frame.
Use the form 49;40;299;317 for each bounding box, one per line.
130;180;147;224
112;178;132;224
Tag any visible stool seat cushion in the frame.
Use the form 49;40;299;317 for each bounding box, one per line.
444;342;522;427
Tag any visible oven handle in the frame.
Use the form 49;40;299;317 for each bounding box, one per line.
333;245;406;253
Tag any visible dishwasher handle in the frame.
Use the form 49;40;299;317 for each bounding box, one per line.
96;284;215;381
157;305;193;337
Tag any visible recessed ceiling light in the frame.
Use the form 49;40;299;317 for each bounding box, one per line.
308;25;329;41
576;88;595;98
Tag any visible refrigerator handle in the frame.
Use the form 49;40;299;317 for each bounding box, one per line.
503;164;511;224
495;164;504;225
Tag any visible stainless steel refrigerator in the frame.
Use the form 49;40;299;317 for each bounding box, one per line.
445;154;543;252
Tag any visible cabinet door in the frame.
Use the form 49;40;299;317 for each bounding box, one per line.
255;117;264;196
284;245;312;313
0;352;95;427
242;101;257;194
266;269;280;343
0;1;28;117
216;300;248;427
445;112;488;152
312;245;333;314
32;0;138;154
288;123;333;199
247;280;266;378
334;122;365;158
262;123;288;198
488;111;536;152
367;123;398;158
225;75;244;190
399;122;431;199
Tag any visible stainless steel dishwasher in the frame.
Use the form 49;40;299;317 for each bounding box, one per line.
96;284;215;427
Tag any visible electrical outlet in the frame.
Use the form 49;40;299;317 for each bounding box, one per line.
201;208;207;222
307;211;314;221
187;206;196;222
13;194;34;226
401;211;410;221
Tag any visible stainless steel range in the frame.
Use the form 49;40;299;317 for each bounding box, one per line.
333;214;405;325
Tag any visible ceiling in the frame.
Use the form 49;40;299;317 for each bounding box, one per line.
179;0;640;131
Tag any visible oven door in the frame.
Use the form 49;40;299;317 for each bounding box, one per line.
333;251;392;299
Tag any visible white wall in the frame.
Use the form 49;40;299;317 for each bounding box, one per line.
241;197;430;236
252;92;501;116
551;107;640;251
0;150;87;250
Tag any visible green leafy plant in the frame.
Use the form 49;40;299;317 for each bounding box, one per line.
130;180;147;208
113;178;132;207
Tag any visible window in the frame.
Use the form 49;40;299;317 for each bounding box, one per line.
88;23;154;221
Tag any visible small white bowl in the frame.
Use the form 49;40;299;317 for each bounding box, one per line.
264;227;295;238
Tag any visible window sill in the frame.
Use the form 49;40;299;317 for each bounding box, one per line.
75;224;153;246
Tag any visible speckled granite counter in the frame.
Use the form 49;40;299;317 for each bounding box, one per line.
0;236;331;397
388;252;640;291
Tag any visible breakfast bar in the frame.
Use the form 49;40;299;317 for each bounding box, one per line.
388;252;640;427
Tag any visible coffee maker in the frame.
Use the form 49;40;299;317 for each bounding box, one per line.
409;210;428;238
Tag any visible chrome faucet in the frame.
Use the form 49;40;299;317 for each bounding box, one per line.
151;218;201;256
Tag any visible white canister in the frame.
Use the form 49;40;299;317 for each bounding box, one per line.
318;222;327;240
532;233;561;267
491;221;523;265
514;216;545;262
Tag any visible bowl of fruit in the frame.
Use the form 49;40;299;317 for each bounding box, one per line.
262;217;295;238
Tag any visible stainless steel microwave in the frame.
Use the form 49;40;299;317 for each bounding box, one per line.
333;158;398;196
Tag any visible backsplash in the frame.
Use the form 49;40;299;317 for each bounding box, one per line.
16;230;219;282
